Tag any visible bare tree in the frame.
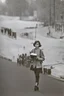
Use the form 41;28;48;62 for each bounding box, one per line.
6;0;29;17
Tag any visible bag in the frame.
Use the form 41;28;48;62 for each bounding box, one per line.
39;49;45;64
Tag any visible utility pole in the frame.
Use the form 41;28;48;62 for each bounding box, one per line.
53;0;55;25
49;0;51;25
35;24;38;40
60;0;64;33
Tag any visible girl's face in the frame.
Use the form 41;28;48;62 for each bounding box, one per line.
35;42;39;48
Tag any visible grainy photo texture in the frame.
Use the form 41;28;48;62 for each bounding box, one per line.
0;0;64;96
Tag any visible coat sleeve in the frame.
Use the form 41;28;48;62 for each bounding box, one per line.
30;49;35;54
40;50;45;61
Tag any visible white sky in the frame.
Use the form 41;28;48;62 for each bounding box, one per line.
0;0;6;3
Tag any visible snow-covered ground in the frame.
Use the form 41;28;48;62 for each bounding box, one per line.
0;15;64;78
0;15;20;21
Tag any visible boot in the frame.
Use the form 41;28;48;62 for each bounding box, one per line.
34;85;39;91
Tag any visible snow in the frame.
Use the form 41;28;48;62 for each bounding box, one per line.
0;15;64;78
0;15;20;20
0;16;41;32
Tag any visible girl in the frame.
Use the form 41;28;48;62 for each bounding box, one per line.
30;40;45;91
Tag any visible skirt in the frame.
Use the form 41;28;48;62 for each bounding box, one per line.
30;65;42;74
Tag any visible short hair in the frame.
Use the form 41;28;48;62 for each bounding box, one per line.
33;40;41;47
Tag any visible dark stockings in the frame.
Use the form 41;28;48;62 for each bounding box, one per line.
34;69;40;86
